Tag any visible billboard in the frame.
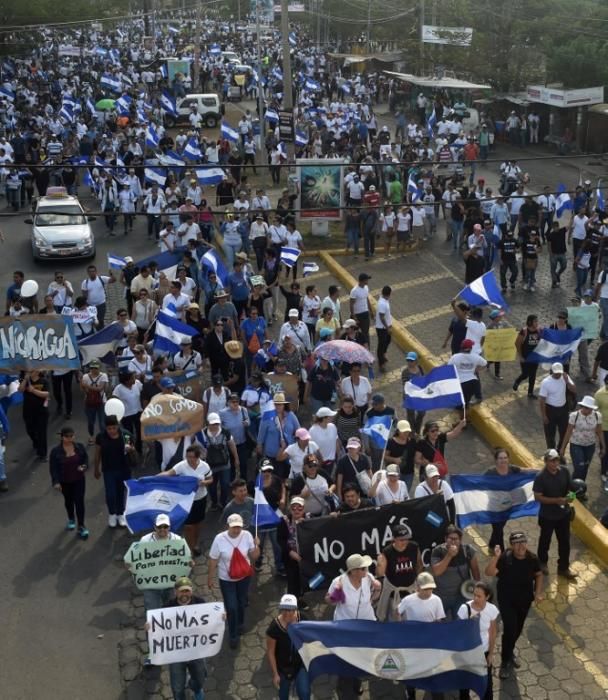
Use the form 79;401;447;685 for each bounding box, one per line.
422;25;473;46
297;159;345;221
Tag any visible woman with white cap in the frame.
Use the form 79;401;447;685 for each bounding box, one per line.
278;428;321;479
559;395;605;491
208;513;260;650
385;419;417;494
414;464;456;523
369;463;409;505
266;594;311;700
309;407;340;470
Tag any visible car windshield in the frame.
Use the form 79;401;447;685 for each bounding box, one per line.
35;205;87;226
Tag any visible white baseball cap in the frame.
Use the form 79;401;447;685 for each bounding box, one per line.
207;412;221;424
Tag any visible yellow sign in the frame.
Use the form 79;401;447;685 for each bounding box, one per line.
483;328;518;362
234;74;245;87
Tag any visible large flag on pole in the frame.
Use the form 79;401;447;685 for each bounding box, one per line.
404;365;464;410
361;415;392;449
154;311;198;354
458;271;508;309
288;619;488;697
525;327;582;364
77;322;125;365
254;473;282;529
451;472;539;527
124;475;200;533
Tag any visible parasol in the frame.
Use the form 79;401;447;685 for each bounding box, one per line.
314;339;374;364
95;98;116;110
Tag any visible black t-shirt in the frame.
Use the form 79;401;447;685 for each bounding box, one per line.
382;541;420;588
95;429;134;472
520;201;539;223
142;379;162;405
448;317;467;355
594;341;608;370
588;227;603;256
263;474;283;510
266;612;308;674
547;226;567;255
532;466;573;520
386;437;417;476
496;551;541;602
22;375;49;413
335;453;371;483
498;236;518;262
308;365;339;401
464;254;485;283
416;433;448;463
484;465;522;476
519;327;540;358
337;497;374;513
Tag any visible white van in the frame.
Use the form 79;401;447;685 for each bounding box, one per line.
166;93;224;128
221;51;240;65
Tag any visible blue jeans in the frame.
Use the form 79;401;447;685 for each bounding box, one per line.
346;224;360;253
279;667;311;700
451;220;463;250
400;472;414;495
222;241;241;269
85;404;106;437
570;443;596;481
442;593;466;620
169;658;206;700
219;577;251;642
143;588;173;613
103;468;130;515
209;465;231;507
575;267;589;298
258;527;284;570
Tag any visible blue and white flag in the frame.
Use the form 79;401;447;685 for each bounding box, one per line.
341;82;351;95
154;311;198;354
288;620;487;697
525;327;582;364
145;123;159;148
95;47;108;57
280;247;300;268
77;322;125;365
220;121;239;143
124;475;199;533
261;399;277;422
288;31;297;47
108;252;127;270
160;90;178;117
195;167;225;186
427;108;437;136
272;67;283;81
209;44;221;56
305;78;320;92
159;150;186;167
145;167;167;187
183;137;202;160
0;85;15;101
109;48;121;65
555;183;573;218
135;249;184;278
160;64;168;79
295;129;308;147
596;179;605;212
100;73;121;93
458;271;508;309
407;174;422;202
451;472;539;527
0;374;23;433
303;262;319;276
201;249;229;284
86;96;97;115
59;103;74;123
168;25;180;34
265;108;279;123
404;365;464;411
116;94;132;114
361;415;392;449
254;473;283;529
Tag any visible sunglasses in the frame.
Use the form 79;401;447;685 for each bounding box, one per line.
156;524;169;530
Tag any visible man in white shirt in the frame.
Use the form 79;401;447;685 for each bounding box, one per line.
442;183;458;240
321;285;341;322
279;309;312;353
465;308;486;355
47;272;74;313
508;183;528;233
538;362;576;450
398;571;445;622
177;215;201;245
410;202;426;243
375;285;392;371
159;221;178;252
81;265;115;329
537;185;556;241
448;339;487;408
349;272;372;346
346;175;365;205
162;281;191;321
568;210;589;259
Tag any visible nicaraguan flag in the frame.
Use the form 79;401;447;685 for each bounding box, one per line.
280;247;300;268
1;85;17;102
261;399;277;422
555;183;573;217
86;97;97;114
183;137;202;160
201;249;229;284
0;374;23;432
95;47;108;57
100;73;121;93
451;472;539;527
159;150;186;167
108;253;127;270
288;31;297;47
596;179;605;212
407;174;422;202
220;121;239;143
303;262;319;276
265;108;279;123
124;475;199;533
209;44;221;56
154;311;198;353
144;167;167;187
116;94;132;114
404;365;464;411
458;271;508;309
341;82;351;95
295;129;308;147
109;48;121;65
168;25;180;34
145;123;159;148
195;167;225;185
59;104;74;123
272;67;283;81
427;107;437;136
305;78;320;91
160;64;168;79
254;474;283;529
160;89;178;117
288;619;487;697
525;327;582;364
78;322;125;365
361;415;392;449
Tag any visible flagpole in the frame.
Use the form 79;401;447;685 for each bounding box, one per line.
378;418;393;472
254;472;260;540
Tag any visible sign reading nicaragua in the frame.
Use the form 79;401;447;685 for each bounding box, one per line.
0;315;80;371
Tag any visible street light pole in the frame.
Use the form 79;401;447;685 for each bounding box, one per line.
367;0;371;54
280;0;294;160
192;0;202;90
255;0;266;144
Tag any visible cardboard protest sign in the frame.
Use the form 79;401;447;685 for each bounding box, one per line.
0;315;80;371
124;539;192;590
147;602;226;664
567;305;600;340
483;328;518;362
141;393;204;442
167;370;203;402
265;371;300;411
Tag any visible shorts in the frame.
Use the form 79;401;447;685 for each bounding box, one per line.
397;230;411;243
185;496;207;524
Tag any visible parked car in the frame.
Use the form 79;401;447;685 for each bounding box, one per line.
165;93;224;128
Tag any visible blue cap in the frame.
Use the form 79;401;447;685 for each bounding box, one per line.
583;288;594;297
405;351;418;361
319;327;334;339
160;377;176;389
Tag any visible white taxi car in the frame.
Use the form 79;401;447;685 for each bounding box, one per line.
25;187;96;261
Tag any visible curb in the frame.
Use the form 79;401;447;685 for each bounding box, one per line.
320;251;608;567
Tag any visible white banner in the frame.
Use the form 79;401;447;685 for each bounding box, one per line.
147;602;225;665
422;25;473;46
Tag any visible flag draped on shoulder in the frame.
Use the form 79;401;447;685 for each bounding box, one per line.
288;620;488;697
451;472;539;527
124;475;200;533
254;474;282;529
525;327;582;364
458;271;508;309
404;365;464;411
361;415;392;449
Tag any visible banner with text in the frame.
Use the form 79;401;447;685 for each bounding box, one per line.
296;495;447;583
167;370;203;403
141;393;205;442
0;315;80;371
147;602;226;665
124;539;192;590
567;305;600;341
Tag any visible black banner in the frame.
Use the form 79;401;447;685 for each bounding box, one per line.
296;495;447;583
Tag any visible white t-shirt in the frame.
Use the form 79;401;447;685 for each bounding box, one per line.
374;478;409;505
350;285;369;315
340;376;372;408
448;352;487;383
414;479;455;503
172;458;212;499
328;574;377;621
301;473;330;515
465;320;487;355
457;601;499;652
568;409;601;446
81;275;110;305
112;380;143;416
302;295;321;325
411;207;425;226
375;297;392;329
538;375;571;407
209;530;255;581
139;532;183;542
309;423;338;461
572;215;589;240
286;440;320;478
399;593;445;621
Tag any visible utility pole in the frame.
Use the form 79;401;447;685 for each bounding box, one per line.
366;0;371;54
316;0;321;51
255;0;266;144
192;0;202;90
419;0;425;73
280;0;294;160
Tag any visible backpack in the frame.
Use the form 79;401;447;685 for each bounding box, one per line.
227;535;254;579
204;428;230;467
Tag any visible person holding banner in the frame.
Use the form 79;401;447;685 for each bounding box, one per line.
19;370;50;462
375;525;422;621
208;514;260;650
484;448;522;552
